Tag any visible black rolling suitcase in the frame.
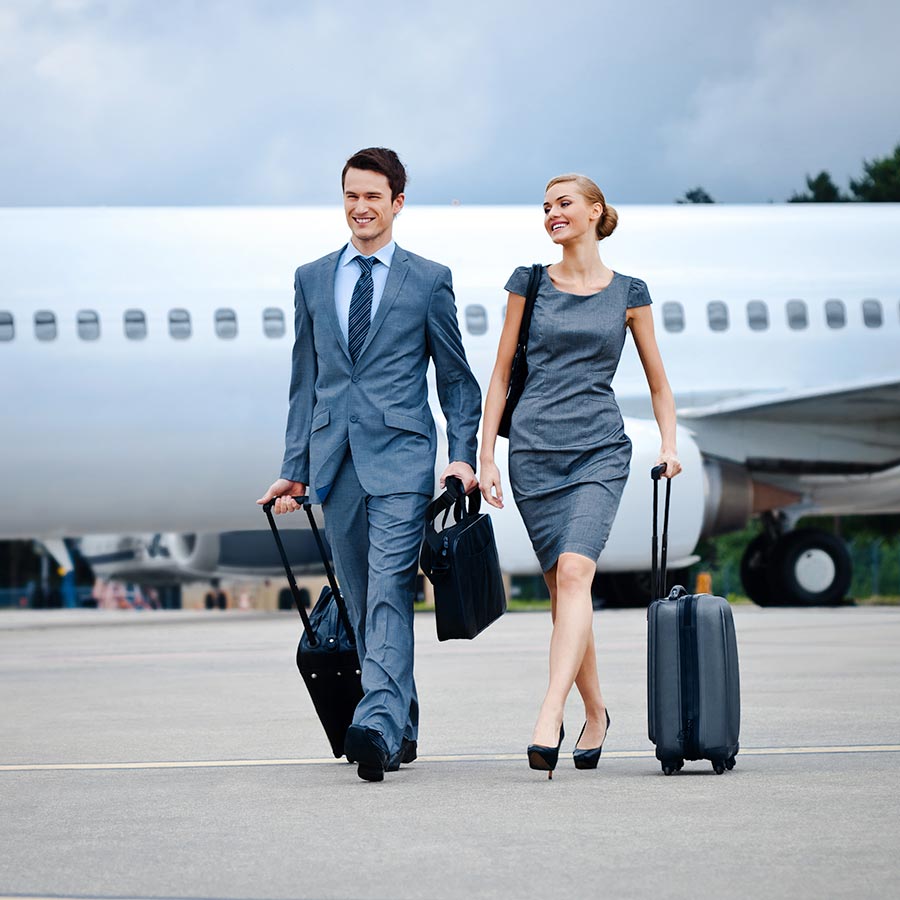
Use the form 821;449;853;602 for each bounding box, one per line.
263;498;362;758
647;464;741;775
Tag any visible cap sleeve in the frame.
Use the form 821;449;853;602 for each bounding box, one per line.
504;266;533;297
627;277;652;308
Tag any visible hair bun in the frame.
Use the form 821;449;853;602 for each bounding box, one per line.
597;204;618;240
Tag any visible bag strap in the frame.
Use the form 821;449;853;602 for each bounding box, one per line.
650;464;672;601
262;497;356;646
517;264;543;350
423;476;481;549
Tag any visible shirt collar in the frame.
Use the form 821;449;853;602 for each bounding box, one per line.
340;240;396;269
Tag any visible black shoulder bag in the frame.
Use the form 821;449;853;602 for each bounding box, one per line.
497;263;543;438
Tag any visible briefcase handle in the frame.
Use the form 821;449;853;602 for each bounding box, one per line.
262;497;356;648
426;475;481;529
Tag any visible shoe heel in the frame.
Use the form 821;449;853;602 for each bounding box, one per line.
527;723;565;778
573;710;610;770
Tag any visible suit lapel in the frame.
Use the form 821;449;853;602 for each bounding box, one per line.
358;245;410;361
319;248;351;363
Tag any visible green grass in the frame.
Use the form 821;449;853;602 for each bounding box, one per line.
416;598;552;613
415;594;900;612
852;594;900;606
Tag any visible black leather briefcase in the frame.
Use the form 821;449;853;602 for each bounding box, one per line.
420;477;506;641
263;499;362;758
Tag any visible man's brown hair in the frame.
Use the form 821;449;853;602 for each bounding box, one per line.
342;148;408;200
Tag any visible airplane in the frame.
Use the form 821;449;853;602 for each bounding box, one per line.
1;203;898;607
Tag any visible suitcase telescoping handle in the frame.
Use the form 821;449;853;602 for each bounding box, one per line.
262;497;356;648
651;464;672;601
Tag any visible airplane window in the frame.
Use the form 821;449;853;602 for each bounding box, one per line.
77;310;100;341
34;310;57;341
825;299;845;329
215;308;238;339
786;299;808;330
169;309;191;339
707;301;728;332
662;302;684;333
746;300;768;331
263;307;285;338
862;299;883;328
124;309;147;340
464;304;488;336
0;311;13;341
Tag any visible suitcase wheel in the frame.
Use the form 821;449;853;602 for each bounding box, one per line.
712;760;726;775
661;759;683;776
725;756;736;771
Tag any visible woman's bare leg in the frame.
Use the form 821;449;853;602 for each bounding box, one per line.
542;563;608;749
531;552;597;747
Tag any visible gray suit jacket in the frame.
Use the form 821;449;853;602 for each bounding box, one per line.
280;244;482;500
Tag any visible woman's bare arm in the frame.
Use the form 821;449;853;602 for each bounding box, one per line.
627;305;682;477
479;293;526;506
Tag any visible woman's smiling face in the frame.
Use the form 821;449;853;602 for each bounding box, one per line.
543;182;602;244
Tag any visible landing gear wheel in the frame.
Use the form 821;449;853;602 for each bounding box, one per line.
725;756;736;770
740;534;774;606
768;528;852;606
712;760;726;775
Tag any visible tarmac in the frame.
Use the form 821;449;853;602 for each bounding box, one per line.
1;604;899;900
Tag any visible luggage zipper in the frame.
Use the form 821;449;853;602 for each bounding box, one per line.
677;595;700;758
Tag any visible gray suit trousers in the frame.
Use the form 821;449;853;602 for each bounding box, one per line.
322;451;429;755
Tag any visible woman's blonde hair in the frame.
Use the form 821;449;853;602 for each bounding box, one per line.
545;173;618;240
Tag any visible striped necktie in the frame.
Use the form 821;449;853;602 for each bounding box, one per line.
348;255;376;363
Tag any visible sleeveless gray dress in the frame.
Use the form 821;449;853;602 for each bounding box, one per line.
504;266;652;572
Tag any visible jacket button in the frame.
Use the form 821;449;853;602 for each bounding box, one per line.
350;414;358;423
351;375;360;383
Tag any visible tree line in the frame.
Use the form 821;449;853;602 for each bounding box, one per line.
677;142;900;203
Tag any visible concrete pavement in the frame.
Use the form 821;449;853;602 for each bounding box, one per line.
1;605;899;899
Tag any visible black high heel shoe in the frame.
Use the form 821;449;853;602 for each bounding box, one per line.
573;710;611;770
528;723;565;779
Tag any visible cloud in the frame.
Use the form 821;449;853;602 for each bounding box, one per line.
0;0;896;205
663;0;900;201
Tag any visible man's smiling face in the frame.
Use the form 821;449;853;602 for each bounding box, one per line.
343;167;404;250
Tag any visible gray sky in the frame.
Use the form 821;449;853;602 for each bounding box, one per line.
2;0;898;205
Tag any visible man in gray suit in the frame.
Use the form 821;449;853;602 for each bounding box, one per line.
258;148;481;781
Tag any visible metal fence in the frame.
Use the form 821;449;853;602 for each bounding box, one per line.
848;537;900;598
694;535;900;601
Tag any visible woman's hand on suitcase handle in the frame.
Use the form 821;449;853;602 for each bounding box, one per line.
478;458;504;509
256;478;307;515
656;450;682;478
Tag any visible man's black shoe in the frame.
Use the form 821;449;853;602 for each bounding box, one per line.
344;725;390;782
386;738;418;772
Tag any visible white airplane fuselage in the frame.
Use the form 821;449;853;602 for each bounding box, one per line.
2;205;899;592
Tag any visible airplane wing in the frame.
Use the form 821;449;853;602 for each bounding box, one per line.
678;376;900;476
677;375;900;426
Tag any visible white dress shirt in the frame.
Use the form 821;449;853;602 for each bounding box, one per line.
334;240;396;345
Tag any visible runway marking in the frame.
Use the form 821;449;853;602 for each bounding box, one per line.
1;744;899;772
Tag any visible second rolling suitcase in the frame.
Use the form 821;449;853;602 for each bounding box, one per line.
263;497;362;758
647;464;741;775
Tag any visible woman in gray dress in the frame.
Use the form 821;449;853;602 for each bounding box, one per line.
479;174;681;777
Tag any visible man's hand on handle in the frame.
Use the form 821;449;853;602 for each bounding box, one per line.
257;478;307;515
439;461;478;494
